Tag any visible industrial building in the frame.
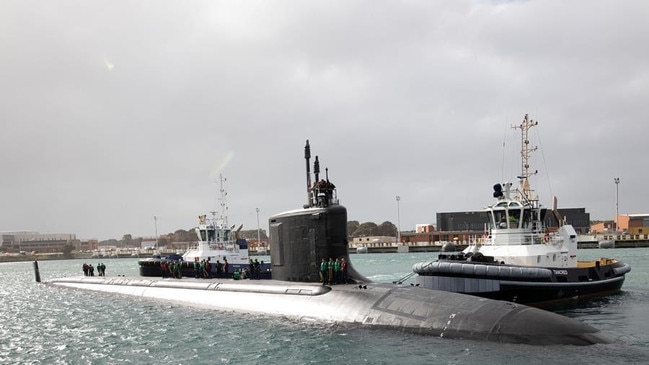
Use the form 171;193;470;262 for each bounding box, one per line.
0;231;92;253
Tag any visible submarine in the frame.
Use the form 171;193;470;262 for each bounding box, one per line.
43;140;612;345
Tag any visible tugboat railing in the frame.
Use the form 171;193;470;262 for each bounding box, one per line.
487;230;547;246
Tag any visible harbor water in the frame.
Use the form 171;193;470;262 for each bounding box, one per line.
2;249;649;364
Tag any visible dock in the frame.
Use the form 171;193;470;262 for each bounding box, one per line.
351;234;649;254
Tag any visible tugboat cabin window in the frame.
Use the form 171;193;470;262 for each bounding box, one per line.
492;209;523;229
508;209;522;228
522;210;532;228
494;211;508;228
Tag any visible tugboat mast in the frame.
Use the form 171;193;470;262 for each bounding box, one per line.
217;173;229;227
513;114;538;202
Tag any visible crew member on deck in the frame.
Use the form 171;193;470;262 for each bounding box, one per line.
341;258;348;284
327;258;334;285
193;260;200;278
320;258;328;285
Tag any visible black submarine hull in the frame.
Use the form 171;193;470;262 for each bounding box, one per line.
46;276;610;345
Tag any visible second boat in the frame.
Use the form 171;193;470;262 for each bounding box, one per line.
412;114;631;308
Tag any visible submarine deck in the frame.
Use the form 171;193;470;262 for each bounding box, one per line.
44;275;612;346
48;275;336;296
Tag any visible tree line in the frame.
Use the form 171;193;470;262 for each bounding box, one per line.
99;221;398;247
347;221;398;237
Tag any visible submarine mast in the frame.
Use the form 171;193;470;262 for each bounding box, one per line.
269;141;367;283
304;140;312;208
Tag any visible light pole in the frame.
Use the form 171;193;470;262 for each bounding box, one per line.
614;177;620;233
153;215;158;249
396;196;401;244
256;208;261;249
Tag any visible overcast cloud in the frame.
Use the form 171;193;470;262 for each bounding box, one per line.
1;0;647;240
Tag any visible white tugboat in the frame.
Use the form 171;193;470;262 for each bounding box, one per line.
412;115;631;308
139;176;269;278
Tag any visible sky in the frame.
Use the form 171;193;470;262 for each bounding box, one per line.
1;0;648;241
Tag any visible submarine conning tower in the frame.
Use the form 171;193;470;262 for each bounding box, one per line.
268;140;369;283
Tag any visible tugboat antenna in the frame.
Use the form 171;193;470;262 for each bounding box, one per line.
217;174;229;227
512;114;539;202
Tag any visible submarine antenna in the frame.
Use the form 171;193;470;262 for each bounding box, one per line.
314;156;320;184
304;140;313;208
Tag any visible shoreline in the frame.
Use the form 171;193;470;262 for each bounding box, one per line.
2;241;648;264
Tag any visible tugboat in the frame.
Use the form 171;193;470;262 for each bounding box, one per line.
412;115;631;308
138;176;270;278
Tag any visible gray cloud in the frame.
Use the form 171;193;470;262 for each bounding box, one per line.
1;0;647;240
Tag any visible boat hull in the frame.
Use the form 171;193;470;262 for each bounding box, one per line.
138;258;271;279
598;240;615;249
414;260;631;308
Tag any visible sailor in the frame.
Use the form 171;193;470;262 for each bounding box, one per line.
260;260;265;279
177;261;183;278
173;261;182;279
200;260;207;278
334;258;341;284
193;260;200;278
216;260;223;278
223;258;229;277
327;258;334;285
341;258;348;284
319;259;328;284
161;261;168;278
253;259;260;279
205;258;212;278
